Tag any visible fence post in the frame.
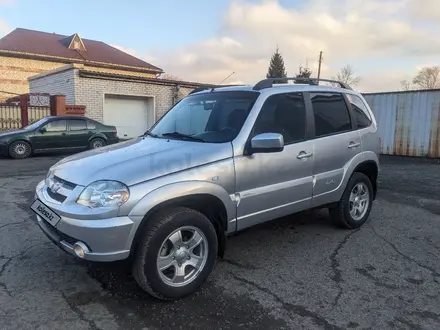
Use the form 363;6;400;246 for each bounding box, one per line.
50;95;66;116
20;94;29;127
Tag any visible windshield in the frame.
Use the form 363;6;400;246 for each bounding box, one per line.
150;91;259;143
23;118;49;130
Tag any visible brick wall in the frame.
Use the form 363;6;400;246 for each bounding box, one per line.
0;55;158;101
29;67;76;104
76;73;196;123
83;65;157;78
29;65;199;125
0;56;62;100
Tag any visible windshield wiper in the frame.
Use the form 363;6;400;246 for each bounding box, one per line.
161;131;205;142
142;131;159;138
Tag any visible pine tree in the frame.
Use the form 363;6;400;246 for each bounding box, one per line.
296;66;312;78
295;65;313;84
266;47;287;83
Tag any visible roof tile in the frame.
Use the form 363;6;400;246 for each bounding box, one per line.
0;28;162;72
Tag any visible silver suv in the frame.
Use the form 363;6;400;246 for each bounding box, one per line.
31;77;380;300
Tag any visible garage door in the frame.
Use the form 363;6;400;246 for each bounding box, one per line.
103;95;149;139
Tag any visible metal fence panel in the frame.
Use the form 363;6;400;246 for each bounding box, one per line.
363;90;440;158
28;106;50;124
0;104;21;131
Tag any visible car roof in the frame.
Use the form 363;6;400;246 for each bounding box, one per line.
44;115;96;121
189;83;360;97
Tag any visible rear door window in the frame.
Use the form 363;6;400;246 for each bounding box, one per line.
69;119;87;131
86;120;97;130
310;92;352;137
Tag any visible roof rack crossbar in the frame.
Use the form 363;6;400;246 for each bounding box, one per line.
252;77;352;91
188;84;248;95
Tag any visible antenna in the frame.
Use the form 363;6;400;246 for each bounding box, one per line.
219;72;235;85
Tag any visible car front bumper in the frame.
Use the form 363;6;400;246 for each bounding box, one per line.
33;180;137;262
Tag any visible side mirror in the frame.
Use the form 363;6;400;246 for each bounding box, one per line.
250;133;284;153
39;127;46;133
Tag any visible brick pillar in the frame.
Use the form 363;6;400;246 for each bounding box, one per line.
20;94;29;127
50;95;66;116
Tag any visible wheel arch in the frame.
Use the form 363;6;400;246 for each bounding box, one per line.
129;193;229;260
352;160;378;199
88;133;107;143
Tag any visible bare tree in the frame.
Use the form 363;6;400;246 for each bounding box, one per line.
412;66;440;89
332;65;361;86
400;80;412;91
159;73;182;81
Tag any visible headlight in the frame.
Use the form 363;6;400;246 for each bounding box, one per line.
45;170;53;186
76;180;130;208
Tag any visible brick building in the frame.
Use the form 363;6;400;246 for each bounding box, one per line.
29;64;203;139
0;28;163;101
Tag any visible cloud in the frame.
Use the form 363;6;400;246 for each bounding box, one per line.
408;0;440;21
146;0;440;92
0;18;11;38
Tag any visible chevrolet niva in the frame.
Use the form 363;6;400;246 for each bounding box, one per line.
31;77;380;300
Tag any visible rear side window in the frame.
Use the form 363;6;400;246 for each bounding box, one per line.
310;92;351;137
87;121;96;130
346;94;372;129
70;119;87;131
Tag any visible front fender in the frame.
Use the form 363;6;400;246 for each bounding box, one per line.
129;180;235;220
124;181;236;252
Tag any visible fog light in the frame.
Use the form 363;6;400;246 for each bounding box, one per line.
73;242;89;258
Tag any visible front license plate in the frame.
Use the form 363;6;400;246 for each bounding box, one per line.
30;199;61;227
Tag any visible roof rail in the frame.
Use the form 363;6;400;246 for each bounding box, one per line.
188;84;247;95
252;77;352;91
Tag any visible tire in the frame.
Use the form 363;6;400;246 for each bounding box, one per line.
9;140;32;159
329;172;374;229
89;138;106;149
132;207;218;300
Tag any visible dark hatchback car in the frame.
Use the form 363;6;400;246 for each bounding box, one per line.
0;116;119;159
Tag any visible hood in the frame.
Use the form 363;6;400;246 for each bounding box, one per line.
51;137;233;186
0;129;23;139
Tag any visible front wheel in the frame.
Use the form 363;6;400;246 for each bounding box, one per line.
132;207;218;300
9;141;32;159
329;172;374;229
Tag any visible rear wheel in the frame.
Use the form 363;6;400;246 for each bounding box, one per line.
9;141;32;159
89;138;106;149
132;207;218;300
329;172;373;229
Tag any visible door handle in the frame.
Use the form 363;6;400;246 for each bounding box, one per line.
62;133;66;136
348;141;360;148
297;151;313;160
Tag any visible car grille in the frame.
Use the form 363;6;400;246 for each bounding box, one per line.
46;188;67;203
53;176;77;190
46;175;77;204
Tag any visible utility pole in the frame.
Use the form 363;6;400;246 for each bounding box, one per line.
317;51;323;81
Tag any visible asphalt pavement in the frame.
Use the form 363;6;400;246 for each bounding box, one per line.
0;154;439;330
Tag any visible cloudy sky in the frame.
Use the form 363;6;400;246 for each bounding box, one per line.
1;0;439;92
